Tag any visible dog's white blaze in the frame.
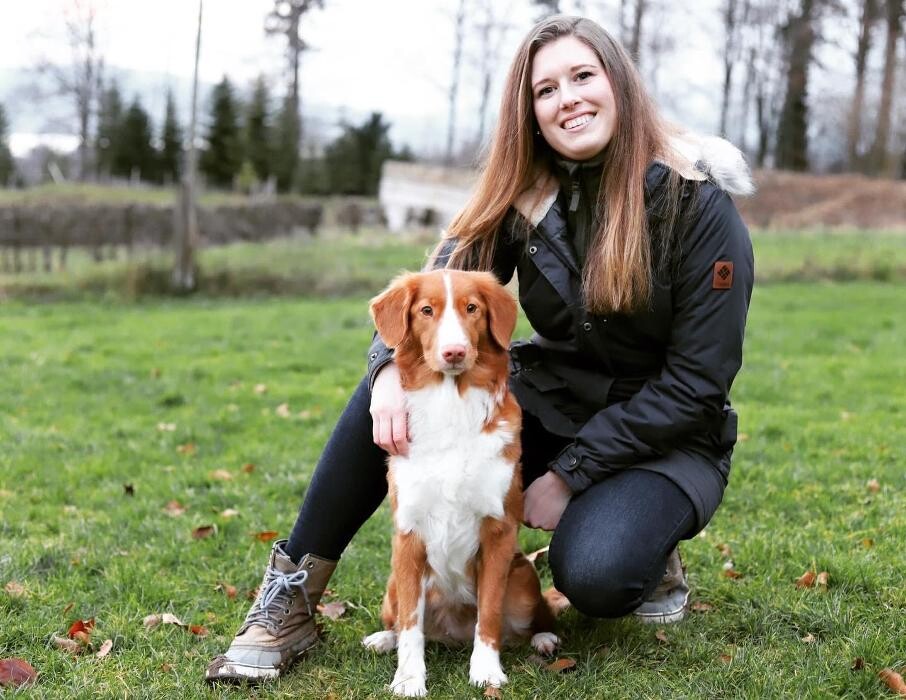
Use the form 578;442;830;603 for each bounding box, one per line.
391;578;428;697
392;377;514;603
435;272;469;364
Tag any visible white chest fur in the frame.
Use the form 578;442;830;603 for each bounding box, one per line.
390;378;516;601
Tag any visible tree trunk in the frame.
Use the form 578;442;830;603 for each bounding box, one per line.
847;0;878;169
775;0;817;171
867;0;904;175
445;0;467;165
629;0;647;64
719;0;740;137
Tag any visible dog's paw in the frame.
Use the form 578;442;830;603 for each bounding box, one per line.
362;630;398;654
469;641;508;688
390;669;427;697
530;631;560;656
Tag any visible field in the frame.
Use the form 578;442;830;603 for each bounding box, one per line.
1;234;905;698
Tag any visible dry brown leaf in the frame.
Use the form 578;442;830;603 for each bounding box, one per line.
816;571;829;590
317;601;347;620
67;618;95;640
543;587;571;616
192;524;215;540
526;546;549;564
879;668;906;695
655;629;669;643
72;631;91;645
96;639;113;659
722;567;744;579
189;625;209;637
209;469;233;481
484;686;502;698
4;581;27;598
217;583;238;599
157;422;176;432
719;654;732;664
275;403;291;418
144;612;186;630
254;383;268;394
220;508;240;518
866;478;880;492
254;530;279;542
716;543;733;558
851;657;865;671
160;663;173;672
52;635;81;654
801;633;815;643
691;601;714;613
164;500;186;517
241;463;256;474
62;602;74;615
0;658;38;687
176;443;196;455
545;658;577;673
795;570;816;589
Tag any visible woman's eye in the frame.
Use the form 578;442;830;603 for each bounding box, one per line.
576;71;592;81
537;85;554;98
466;303;478;314
420;306;433;317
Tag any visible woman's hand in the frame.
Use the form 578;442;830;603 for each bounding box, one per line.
523;471;572;531
370;362;409;456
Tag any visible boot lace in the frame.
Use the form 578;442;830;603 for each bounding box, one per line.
245;567;311;629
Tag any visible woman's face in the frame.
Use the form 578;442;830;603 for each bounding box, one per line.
531;35;617;161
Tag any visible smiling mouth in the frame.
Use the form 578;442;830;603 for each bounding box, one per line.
562;113;595;130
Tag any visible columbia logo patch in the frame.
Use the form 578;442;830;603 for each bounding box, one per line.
713;261;733;289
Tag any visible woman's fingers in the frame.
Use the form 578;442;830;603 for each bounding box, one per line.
372;410;409;456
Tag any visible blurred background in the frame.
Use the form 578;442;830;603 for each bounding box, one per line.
0;0;904;296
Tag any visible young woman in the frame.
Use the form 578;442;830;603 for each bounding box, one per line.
206;14;754;683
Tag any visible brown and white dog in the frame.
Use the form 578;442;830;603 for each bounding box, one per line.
362;269;558;697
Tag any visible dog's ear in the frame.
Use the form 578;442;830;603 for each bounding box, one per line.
369;275;416;348
481;276;517;350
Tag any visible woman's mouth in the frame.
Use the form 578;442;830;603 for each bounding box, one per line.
562;113;595;130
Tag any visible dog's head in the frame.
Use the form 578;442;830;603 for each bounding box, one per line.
370;269;517;376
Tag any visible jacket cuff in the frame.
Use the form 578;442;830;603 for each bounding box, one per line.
366;338;395;392
548;444;594;494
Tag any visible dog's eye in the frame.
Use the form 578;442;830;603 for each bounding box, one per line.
466;303;478;314
420;306;433;317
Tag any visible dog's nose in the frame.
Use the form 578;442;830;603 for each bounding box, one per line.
441;345;466;364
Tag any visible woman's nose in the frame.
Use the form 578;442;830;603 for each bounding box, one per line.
560;85;579;110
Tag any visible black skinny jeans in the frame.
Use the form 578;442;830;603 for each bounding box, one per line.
286;376;696;619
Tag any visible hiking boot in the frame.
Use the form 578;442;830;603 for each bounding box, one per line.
204;540;337;683
633;547;689;624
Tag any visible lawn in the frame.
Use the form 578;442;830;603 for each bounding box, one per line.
1;278;904;697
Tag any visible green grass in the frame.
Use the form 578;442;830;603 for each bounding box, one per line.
1;278;904;698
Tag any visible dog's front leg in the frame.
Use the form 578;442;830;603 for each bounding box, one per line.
389;530;428;698
470;517;516;688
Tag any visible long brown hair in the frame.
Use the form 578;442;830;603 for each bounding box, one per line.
444;15;687;314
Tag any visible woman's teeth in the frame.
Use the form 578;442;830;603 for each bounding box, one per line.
563;114;593;130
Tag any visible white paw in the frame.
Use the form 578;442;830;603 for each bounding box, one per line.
390;668;427;697
362;630;398;654
469;641;508;688
530;631;560;656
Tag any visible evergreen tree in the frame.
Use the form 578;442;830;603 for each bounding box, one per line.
200;76;243;188
0;103;14;186
323;112;395;195
159;89;183;184
112;97;156;181
95;81;124;178
271;93;300;192
245;76;272;182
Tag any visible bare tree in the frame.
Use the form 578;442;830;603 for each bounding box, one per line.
847;0;879;169
445;0;468;165
32;0;104;180
867;0;904;174
719;0;751;137
629;0;648;62
741;0;786;167
472;0;514;149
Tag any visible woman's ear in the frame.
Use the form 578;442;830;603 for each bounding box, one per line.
369;275;416;348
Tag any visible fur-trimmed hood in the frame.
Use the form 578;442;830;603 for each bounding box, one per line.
514;134;755;226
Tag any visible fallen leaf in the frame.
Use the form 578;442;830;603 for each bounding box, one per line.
96;639;113;658
722;561;743;579
220;508;240;518
816;571;829;590
801;633;815;643
543;587;571;616
852;657;865;671
737;433;749;442
861;538;874;548
241;463;256;474
655;629;669;643
246;586;260;601
879;668;906;695
216;583;238;599
164;500;186;517
191;525;215;540
157;422;176;431
62;602;74;615
144;613;186;630
317;601;347;620
67;618;95;640
526;654;546;668
795;570;816;589
189;625;209;637
160;663;173;672
123;483;135;496
275;403;291;418
484;686;502;698
254;530;278;542
176;442;196;455
52;635;81;654
716;543;733;558
866;478;880;493
254;383;268;394
545;658;577;673
4;581;27;598
691;601;714;613
526;546;549;564
72;631;91;645
719;654;732;664
0;658;38;687
209;469;233;481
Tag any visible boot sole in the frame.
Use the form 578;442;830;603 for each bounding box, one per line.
204;633;319;684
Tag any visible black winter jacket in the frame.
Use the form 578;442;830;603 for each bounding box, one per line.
367;160;754;530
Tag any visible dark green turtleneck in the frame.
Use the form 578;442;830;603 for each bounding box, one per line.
552;151;606;268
